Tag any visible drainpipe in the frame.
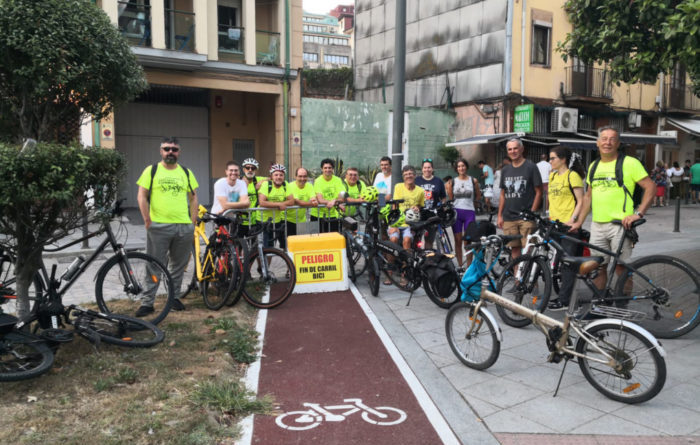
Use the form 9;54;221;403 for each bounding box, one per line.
654;73;665;164
283;0;291;171
521;0;526;97
504;0;513;94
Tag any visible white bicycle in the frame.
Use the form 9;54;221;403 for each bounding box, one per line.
275;398;407;431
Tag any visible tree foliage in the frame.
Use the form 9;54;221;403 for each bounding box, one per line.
0;142;125;316
0;0;147;142
558;0;700;95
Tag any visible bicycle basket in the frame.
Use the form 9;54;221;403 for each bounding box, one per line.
460;249;487;302
465;220;496;242
423;252;457;297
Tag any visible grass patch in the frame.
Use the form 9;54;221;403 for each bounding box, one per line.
192;380;273;417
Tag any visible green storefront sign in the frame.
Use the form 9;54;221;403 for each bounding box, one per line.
514;104;534;133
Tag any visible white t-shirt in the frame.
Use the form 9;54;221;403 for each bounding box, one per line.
373;173;392;196
211;177;248;214
537;160;552;184
453;176;475;211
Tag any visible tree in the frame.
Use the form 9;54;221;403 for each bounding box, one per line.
558;0;700;95
0;0;148;142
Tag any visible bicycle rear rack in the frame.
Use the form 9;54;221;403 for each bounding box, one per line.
589;305;646;322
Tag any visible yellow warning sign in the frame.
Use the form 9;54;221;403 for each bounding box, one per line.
294;250;343;283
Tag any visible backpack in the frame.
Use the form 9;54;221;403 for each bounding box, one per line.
550;170;578;205
343;180;363;195
587;153;643;212
148;163;193;203
423;252;457;298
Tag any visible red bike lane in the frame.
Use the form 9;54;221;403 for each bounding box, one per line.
247;289;457;445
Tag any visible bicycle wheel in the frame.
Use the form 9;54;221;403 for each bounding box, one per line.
613;255;700;338
226;237;249;307
496;255;552;328
242;248;295;309
576;321;666;403
0;331;55;382
445;302;500;370
95;252;174;326
343;233;357;283
368;254;380;297
423;273;460;308
73;311;164;347
201;245;237;311
350;234;369;278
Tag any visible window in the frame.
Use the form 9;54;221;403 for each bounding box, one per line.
303;25;324;32
324;54;349;65
303;52;318;62
118;0;151;47
531;24;551;66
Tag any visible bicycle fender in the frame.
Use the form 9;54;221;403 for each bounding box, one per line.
584;318;666;358
480;307;504;343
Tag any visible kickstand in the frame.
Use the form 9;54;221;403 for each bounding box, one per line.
406;291;414;306
553;358;569;398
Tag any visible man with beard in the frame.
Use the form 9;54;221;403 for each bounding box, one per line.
240;158;266;237
136;137;199;315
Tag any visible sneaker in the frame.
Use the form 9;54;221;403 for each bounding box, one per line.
135;305;154;317
171;299;186;311
548;300;568;311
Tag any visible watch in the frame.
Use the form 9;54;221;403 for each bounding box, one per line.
635;211;644;218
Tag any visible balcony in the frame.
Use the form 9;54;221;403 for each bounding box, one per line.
563;67;613;103
165;6;195;52
118;1;151;47
665;83;700;112
256;30;280;66
218;25;245;63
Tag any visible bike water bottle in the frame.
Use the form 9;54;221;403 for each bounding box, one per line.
61;255;86;281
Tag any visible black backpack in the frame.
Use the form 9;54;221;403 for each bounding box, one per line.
343;180;363;195
587;153;644;212
148;163;193;203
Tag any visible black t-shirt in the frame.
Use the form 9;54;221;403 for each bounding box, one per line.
415;176;446;210
498;159;542;221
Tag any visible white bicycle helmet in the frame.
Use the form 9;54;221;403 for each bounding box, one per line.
242;158;259;168
269;163;286;174
405;208;421;223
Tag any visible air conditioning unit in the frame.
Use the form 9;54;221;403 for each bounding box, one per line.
551;107;578;133
628;111;642;129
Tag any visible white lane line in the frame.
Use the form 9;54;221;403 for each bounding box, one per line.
238;290;270;445
349;283;461;445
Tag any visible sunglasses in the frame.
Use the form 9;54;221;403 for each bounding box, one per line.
161;146;180;153
423;158;433;163
244;166;257;171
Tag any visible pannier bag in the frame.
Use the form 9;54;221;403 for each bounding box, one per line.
423;252;457;298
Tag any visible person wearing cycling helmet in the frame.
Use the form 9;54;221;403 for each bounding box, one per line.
343;167;367;217
311;158;345;233
240;158;266;237
259;164;294;249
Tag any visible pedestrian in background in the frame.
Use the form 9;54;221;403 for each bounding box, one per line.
477;160;495;213
690;160;700;204
536;153;552;214
668;162;684;200
682;159;692;202
650;161;668;207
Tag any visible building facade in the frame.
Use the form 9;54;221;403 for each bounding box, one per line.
302;11;352;69
354;0;699;169
91;0;303;207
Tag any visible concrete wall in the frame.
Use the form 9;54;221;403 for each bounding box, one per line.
301;98;456;178
355;0;506;106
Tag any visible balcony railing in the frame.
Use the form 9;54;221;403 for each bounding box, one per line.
218;25;244;63
165;8;195;52
118;1;151;47
665;83;700;111
256;30;280;66
564;67;613;101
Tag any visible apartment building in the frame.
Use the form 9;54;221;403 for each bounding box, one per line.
354;0;698;168
93;0;303;207
302;12;351;69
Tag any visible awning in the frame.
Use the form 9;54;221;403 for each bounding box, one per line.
558;132;678;150
668;118;700;137
445;132;525;147
557;138;598;150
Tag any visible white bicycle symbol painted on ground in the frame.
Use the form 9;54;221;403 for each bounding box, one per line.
275;398;407;431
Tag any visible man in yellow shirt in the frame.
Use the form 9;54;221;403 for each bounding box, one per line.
389;165;425;250
311;158;345;233
570;126;655;291
136;137;198;316
287;167;317;236
259;164;294;249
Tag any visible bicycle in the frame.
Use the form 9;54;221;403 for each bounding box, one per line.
445;257;667;404
275;398;406;431
505;210;700;338
1;262;164;382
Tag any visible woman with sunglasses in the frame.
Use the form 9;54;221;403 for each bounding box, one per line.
546;146;585;311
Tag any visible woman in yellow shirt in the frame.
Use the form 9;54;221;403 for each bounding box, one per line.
547;146;585;311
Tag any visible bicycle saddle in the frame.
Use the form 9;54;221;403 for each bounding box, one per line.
560;255;604;275
499;234;522;244
200;213;236;226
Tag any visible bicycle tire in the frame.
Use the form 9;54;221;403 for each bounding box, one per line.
225;237;249;307
368;254;380;297
576;322;666;404
242;248;295;308
613;255;700;339
423;273;460;309
95;252;174;326
0;331;55;382
445;302;500;370
496;255;552;328
201;245;238;310
73;311;164;348
343;232;357;283
350;234;369;278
